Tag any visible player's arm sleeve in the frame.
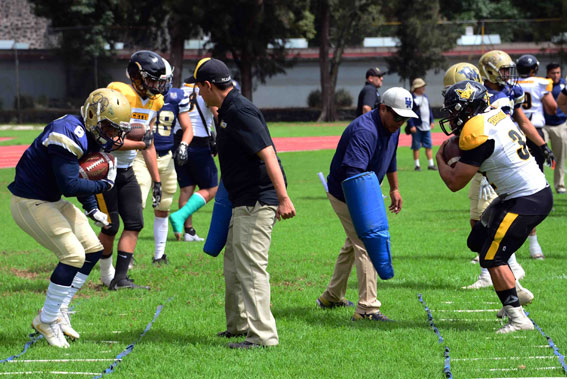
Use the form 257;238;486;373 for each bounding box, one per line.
459;139;495;167
49;146;108;197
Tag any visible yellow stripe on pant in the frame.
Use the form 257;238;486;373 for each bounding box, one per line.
485;212;518;260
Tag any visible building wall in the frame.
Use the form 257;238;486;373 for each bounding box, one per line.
0;0;52;49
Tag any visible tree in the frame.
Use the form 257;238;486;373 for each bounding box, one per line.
314;0;383;122
197;0;314;100
386;1;457;86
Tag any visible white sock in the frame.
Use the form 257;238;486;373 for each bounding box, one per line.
154;216;168;260
41;282;70;323
100;256;114;273
428;159;435;166
507;253;518;266
479;267;490;279
414;159;420;167
61;272;88;309
528;234;539;246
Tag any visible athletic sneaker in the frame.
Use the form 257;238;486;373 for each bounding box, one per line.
152;255;168;266
427;165;438;171
184;232;204;242
496;306;533;334
316;296;354;309
217;330;247;338
32;314;69;348
462;272;492;289
228;341;264;349
57;307;80;340
352;311;393;322
109;277;150;291
529;242;544;260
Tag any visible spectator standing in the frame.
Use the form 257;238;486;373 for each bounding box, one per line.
407;78;436;171
356;67;384;116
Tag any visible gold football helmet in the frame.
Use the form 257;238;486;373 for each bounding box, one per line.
443;63;482;88
478;50;517;86
81;88;131;151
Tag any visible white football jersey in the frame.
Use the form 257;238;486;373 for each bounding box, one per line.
177;84;214;138
459;108;547;199
517;76;552;127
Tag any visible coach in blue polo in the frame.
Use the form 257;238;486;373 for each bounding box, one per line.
317;87;417;321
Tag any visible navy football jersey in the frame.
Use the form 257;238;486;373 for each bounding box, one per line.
487;84;524;116
8;114;102;202
154;88;190;153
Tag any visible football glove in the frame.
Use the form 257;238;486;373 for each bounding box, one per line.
479;176;496;201
175;142;189;166
142;129;154;150
152;181;162;208
540;144;555;167
101;156;117;190
86;208;110;228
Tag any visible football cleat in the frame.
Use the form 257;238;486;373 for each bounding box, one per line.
184;232;204;242
316;296;354;309
152;255;168;265
57;307;80;340
497;283;534;318
109;276;150;291
352;311;393;322
529;243;544;260
496;306;533;334
217;330;247;338
32;314;70;348
462;273;492;289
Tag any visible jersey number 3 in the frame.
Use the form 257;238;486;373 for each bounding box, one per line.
508;129;530;160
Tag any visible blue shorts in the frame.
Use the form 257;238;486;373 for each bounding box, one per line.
174;145;219;189
411;130;432;150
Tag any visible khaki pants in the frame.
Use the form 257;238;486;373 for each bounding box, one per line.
223;202;278;346
543;122;567;193
468;172;498;220
321;193;381;314
132;151;177;211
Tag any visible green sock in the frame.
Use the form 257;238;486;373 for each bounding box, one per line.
175;193;206;220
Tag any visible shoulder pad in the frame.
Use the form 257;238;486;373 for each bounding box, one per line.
459;114;488;151
44;115;87;158
108;82;139;108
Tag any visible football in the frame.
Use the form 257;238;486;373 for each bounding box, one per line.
78;152;114;181
442;135;461;168
126;121;147;141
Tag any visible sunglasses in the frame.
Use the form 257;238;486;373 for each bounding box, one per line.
387;107;409;123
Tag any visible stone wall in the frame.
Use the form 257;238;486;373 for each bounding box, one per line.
0;0;52;49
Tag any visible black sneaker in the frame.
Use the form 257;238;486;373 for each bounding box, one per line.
152;255;168;265
109;276;150;291
414;166;421;171
352;311;393;322
316;296;354;309
228;341;264;349
428;165;438;171
217;330;247;338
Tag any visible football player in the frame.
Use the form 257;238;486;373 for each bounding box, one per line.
168;81;219;242
477;50;553;268
132;58;194;264
444;62;525;284
437;80;553;334
8;88;130;347
97;50;167;290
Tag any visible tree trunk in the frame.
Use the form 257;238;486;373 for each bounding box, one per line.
317;0;335;122
240;56;253;101
169;19;185;88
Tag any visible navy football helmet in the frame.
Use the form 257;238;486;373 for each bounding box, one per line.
440;80;489;136
126;50;169;98
516;54;539;78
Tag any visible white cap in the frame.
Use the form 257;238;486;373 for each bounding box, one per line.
382;87;418;118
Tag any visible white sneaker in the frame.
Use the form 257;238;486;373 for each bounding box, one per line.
462;273;492;289
57;307;80;340
32;314;69;348
529;242;544;260
509;262;525;280
497;284;534;318
470;254;480;264
184;232;204;242
496;306;534;334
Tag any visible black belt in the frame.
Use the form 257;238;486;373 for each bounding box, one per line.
118;166;132;173
156;150;170;157
190;137;210;147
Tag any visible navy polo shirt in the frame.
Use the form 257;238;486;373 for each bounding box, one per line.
544;78;567;126
356;82;380;117
216;88;285;207
327;110;399;202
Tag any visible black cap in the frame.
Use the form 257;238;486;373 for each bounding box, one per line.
185;58;232;84
366;67;384;78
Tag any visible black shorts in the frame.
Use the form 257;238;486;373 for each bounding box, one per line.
468;186;553;268
98;166;144;235
174;144;218;189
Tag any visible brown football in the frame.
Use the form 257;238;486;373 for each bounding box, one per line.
126;122;147;141
442;135;461;168
78;152;114;180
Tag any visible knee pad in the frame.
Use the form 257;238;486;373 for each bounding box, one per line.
79;250;103;275
101;212;120;236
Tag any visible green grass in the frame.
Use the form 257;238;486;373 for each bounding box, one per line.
1;122;566;378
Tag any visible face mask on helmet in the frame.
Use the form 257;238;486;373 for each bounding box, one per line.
439;81;489;136
479;50;518;87
127;51;168;98
81;89;131;152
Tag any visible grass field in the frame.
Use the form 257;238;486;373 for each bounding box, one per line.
1;122;566;378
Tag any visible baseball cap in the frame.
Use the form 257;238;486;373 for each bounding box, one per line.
382;87;418;118
410;78;426;92
185;58;232;84
366;67;385;78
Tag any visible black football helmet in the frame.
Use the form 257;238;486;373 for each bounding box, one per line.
126;50;168;98
440;80;489;136
516;54;539;78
